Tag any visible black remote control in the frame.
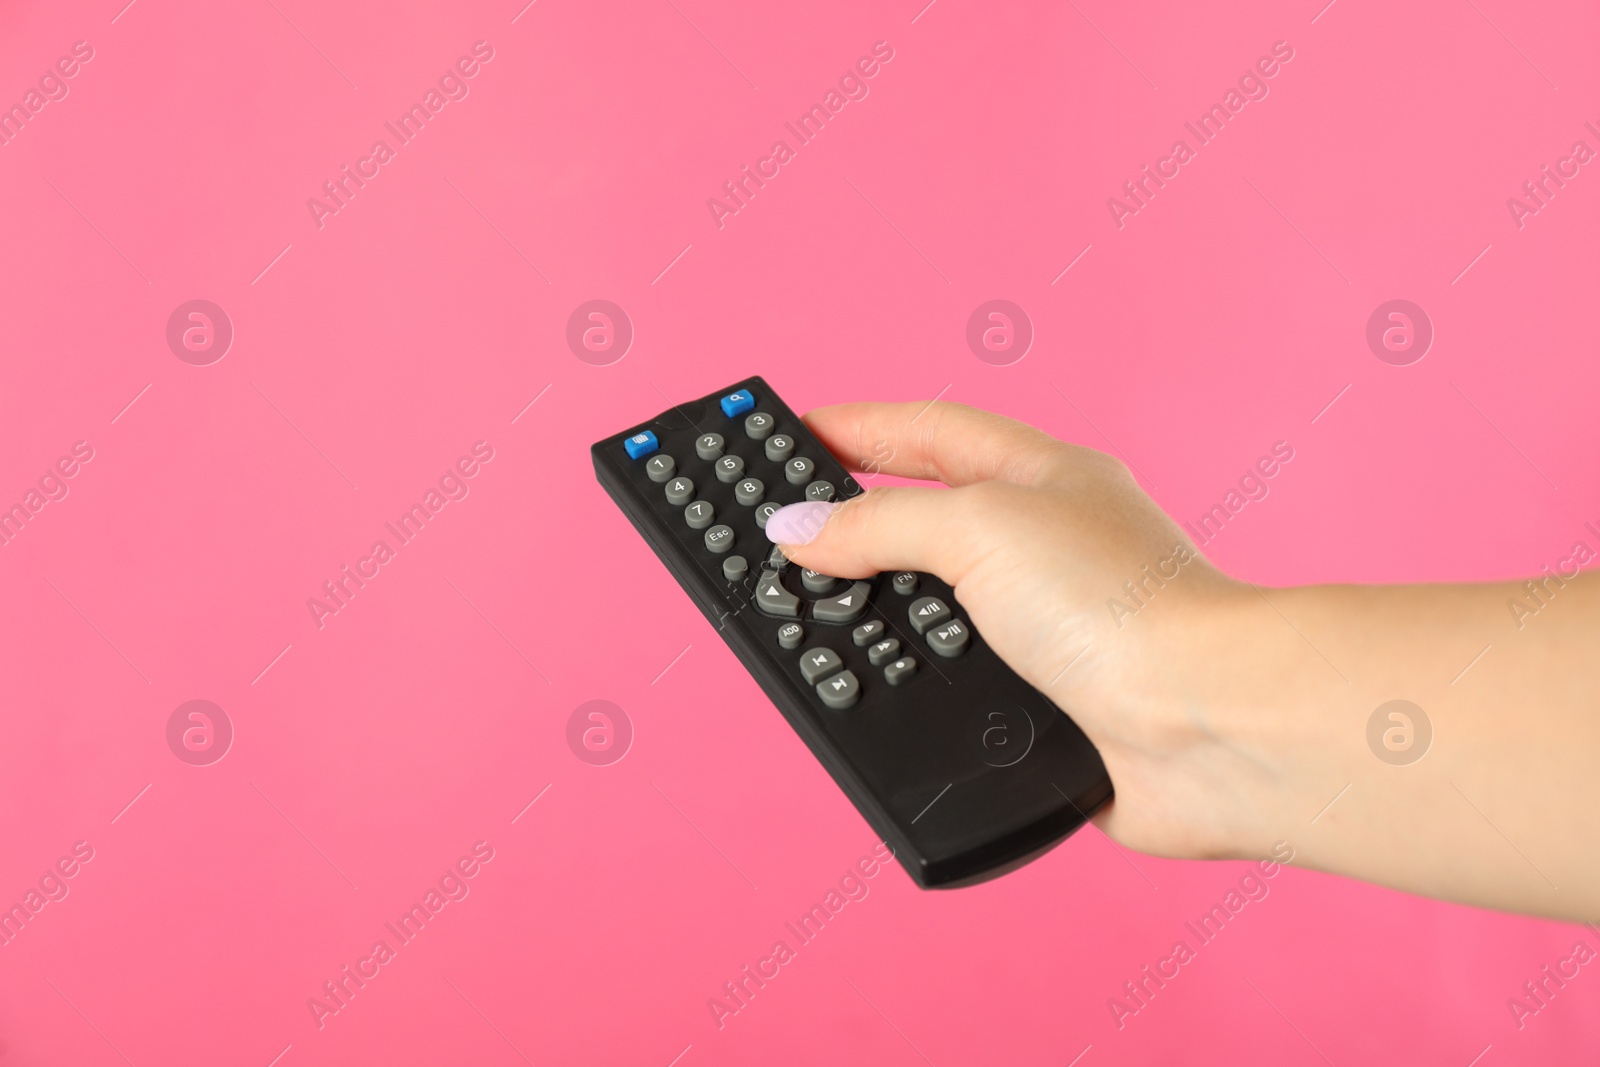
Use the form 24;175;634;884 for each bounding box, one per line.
592;376;1112;888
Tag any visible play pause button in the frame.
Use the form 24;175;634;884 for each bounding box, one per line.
907;596;951;634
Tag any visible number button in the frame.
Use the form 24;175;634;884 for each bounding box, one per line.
715;454;745;484
684;501;715;529
745;412;775;440
735;478;765;506
645;454;676;483
754;501;780;528
665;477;695;506
696;433;725;461
765;434;796;463
785;457;815;485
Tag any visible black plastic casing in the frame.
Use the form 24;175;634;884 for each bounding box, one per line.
591;376;1112;888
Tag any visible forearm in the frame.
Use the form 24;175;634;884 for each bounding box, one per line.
1198;573;1600;921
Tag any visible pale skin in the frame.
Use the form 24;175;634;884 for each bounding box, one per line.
770;400;1599;924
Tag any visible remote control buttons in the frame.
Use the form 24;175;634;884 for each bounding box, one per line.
754;502;780;528
801;569;838;595
765;434;796;463
715;455;745;484
624;431;659;459
908;596;951;634
884;657;917;686
720;390;756;418
776;622;805;650
705;525;735;554
745;412;775;440
684;501;715;530
785;457;815;485
853;620;886;647
892;572;919;596
754;572;800;617
799;647;844;684
722;555;748;581
765;545;790;572
927;620;970;658
665;476;695;506
868;637;901;666
813;582;871;624
645;454;676;482
735;478;765;506
817;670;861;709
805;480;835;502
696;433;725;460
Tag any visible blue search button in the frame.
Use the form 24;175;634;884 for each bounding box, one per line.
720;390;755;418
623;431;659;459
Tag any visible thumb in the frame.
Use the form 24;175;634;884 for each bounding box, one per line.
764;484;993;586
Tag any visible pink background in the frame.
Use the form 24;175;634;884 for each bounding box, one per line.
1;0;1597;1063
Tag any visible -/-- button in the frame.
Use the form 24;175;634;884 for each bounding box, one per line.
867;637;901;666
745;412;775;440
704;525;735;554
735;478;765;506
908;596;951;634
799;647;844;685
927;619;970;658
715;455;745;484
754;572;800;618
805;480;835;502
776;622;804;650
765;434;796;463
695;433;725;461
645;454;676;483
785;457;815;485
884;657;917;686
817;670;861;709
665;476;695;506
852;620;886;647
812;581;871;625
684;501;715;530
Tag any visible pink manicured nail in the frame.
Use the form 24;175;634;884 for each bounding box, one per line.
764;501;838;545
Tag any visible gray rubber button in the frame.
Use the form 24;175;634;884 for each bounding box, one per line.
765;434;796;463
754;501;780;528
735;478;765;506
776;622;804;650
813;581;871;624
695;433;725;460
745;412;775;440
927;619;971;658
722;555;748;582
867;637;901;666
704;524;735;554
801;569;839;594
684;500;715;530
665;476;695;506
884;657;917;686
799;646;844;685
817;669;861;709
645;454;676;483
754;572;800;618
805;480;835;502
715;454;745;484
765;545;790;572
892;572;919;596
785;457;815;485
908;596;951;634
853;620;886;647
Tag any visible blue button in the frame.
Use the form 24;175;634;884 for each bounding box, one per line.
720;390;755;418
623;431;659;459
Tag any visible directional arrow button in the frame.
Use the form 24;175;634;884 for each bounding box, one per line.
813;582;871;624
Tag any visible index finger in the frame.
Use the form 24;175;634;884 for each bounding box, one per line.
801;400;1068;488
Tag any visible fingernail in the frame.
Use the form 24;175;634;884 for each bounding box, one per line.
765;501;838;545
